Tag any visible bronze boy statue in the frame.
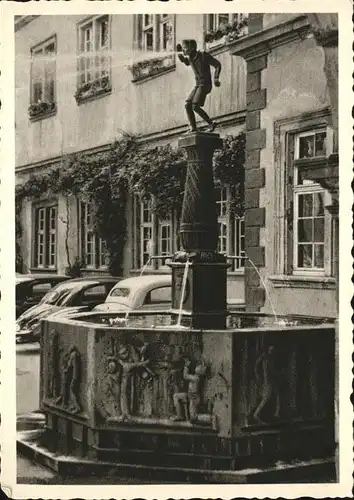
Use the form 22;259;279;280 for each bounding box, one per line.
177;39;221;132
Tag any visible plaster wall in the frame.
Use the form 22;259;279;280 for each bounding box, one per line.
259;35;335;317
15;14;246;168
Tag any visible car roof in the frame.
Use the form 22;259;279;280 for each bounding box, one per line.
113;274;172;289
62;276;123;283
16;274;68;280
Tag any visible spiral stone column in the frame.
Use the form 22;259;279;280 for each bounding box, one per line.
169;132;230;329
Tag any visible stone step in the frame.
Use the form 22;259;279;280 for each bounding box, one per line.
17;412;46;432
17;432;336;484
94;446;234;470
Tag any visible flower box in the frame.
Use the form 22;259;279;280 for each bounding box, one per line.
74;76;111;104
204;18;249;49
128;54;175;82
28;101;56;119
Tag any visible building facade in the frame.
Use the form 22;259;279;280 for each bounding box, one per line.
15;13;338;317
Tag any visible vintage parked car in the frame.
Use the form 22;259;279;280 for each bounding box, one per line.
16;276;122;343
16;273;70;318
93;274;245;314
93;274;173;313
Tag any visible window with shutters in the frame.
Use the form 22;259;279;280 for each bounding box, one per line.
29;37;56;120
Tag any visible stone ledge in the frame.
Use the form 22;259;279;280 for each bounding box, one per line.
268;274;336;289
17;431;336;484
229;15;310;61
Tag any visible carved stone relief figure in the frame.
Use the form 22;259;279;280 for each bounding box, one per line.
97;357;121;419
55;344;81;414
172;358;208;423
116;343;154;420
251;345;280;424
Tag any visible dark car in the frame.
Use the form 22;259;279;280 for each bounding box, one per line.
16;274;70;318
16;276;122;343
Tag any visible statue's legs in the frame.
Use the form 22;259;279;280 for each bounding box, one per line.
188;393;200;422
192;104;213;128
173;392;188;421
185;101;197;130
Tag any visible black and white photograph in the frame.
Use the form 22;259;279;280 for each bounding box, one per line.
0;1;352;498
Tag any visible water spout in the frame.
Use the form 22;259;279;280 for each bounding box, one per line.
140;255;152;277
176;259;191;328
246;256;279;323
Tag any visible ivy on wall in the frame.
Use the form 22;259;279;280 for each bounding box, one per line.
16;132;245;274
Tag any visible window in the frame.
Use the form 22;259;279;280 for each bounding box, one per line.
205;14;248;47
32;283;53;295
29;37;56;117
130;15;175;81
137;14;174;52
292;128;331;275
134;198;175;270
81;284;108;304
77;16;110;87
294;190;325;270
215;185;245;271
80;202;108;269
207;13;248;32
33;205;57;269
145;286;172;305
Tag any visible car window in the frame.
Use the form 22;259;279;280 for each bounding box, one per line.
32;283;53;295
145;286;171;305
79;284;109;305
41;282;81;305
83;285;106;297
110;287;131;298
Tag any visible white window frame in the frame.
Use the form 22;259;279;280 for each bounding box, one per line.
136;198;175;270
207;13;248;32
137;14;175;53
78;15;111;86
294;128;332;161
34;204;57;269
30;36;56;105
292;127;332;276
140;200;155;268
215;184;245;272
80;202;108;269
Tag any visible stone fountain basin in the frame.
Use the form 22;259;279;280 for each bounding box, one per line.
37;311;335;470
41;312;334;437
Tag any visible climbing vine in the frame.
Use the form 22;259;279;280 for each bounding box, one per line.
16;132;245;274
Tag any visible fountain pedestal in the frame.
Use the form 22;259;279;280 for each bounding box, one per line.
170;132;229;329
